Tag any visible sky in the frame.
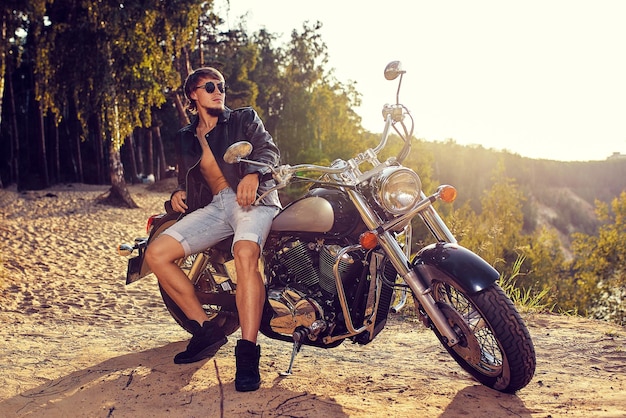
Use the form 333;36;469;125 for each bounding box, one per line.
219;0;626;162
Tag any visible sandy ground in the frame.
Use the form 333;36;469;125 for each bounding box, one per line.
0;182;624;418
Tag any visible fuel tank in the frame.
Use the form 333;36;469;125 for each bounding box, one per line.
271;187;365;237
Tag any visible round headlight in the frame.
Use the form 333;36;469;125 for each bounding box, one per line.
372;167;422;215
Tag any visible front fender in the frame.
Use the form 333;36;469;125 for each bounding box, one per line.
412;242;499;293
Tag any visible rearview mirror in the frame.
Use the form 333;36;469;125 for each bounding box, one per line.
223;141;253;164
384;61;405;80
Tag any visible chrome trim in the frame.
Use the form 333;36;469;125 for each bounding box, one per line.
377;191;456;244
322;244;367;343
390;224;411;312
419;202;457;243
371;167;422;215
323;245;383;344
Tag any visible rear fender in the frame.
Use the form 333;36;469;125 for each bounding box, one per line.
411;242;499;294
126;211;179;285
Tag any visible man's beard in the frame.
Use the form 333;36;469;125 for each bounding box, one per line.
205;105;224;117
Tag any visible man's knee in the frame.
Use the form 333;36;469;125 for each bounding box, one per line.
144;244;161;269
145;236;179;268
233;240;260;261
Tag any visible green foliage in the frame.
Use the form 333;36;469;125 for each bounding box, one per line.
198;19;365;167
248;29;285;130
35;0;202;150
222;43;260;109
518;227;565;287
568;192;626;324
417;138;623;237
449;161;526;266
499;254;551;313
266;22;363;165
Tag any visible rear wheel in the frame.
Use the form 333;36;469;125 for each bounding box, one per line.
424;280;535;392
159;253;240;336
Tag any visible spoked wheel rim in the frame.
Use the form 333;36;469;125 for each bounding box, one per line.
433;282;503;377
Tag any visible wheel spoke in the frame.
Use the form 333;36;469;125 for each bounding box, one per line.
435;283;503;370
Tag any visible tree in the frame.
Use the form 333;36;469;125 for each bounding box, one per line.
30;0;203;205
0;1;31;186
249;29;285;138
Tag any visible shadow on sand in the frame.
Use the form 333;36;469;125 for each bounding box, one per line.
440;385;534;417
0;341;349;418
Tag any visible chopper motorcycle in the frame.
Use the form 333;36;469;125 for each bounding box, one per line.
118;61;536;393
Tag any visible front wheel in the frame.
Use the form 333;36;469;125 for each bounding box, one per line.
424;280;536;392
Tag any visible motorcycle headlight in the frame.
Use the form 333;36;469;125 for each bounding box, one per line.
371;167;422;215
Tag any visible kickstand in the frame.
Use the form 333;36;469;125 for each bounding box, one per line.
279;331;305;376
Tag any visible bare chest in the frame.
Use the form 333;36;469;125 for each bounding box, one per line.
196;133;228;192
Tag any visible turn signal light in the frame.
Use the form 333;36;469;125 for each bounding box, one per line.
359;231;379;249
117;244;133;256
439;185;457;203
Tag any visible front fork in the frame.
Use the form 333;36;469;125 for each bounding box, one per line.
377;231;460;346
347;189;461;347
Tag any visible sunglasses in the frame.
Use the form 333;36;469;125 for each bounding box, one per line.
194;81;226;94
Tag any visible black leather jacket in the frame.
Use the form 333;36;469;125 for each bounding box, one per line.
172;106;282;213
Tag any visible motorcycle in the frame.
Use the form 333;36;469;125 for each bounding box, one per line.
118;61;536;393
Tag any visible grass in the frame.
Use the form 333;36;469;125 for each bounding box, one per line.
499;254;552;313
391;253;553;321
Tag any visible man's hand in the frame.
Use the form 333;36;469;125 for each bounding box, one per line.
237;173;260;207
171;190;188;213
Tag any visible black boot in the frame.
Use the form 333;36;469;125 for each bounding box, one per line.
235;339;261;392
174;320;227;364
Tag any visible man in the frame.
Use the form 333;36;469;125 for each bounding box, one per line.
145;67;281;392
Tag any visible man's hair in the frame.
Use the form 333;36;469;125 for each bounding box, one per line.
183;67;225;113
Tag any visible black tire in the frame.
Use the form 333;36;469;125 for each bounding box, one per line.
425;280;536;393
158;253;240;336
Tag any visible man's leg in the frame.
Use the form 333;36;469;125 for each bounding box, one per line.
145;234;210;323
232;240;265;391
233;240;265;342
227;197;278;391
147;196;234;325
228;201;277;338
145;234;227;364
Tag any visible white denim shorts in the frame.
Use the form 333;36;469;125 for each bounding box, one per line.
162;187;279;256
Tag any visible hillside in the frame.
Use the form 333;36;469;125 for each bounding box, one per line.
418;139;626;240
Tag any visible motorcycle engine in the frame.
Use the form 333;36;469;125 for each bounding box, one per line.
265;238;359;337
